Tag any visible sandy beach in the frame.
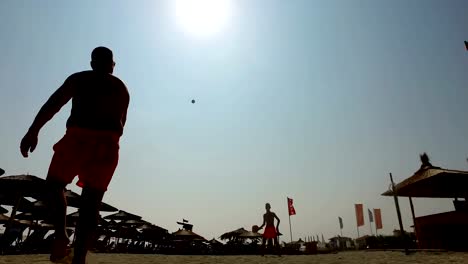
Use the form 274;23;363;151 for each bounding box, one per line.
1;251;467;264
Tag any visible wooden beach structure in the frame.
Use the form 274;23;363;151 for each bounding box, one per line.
382;154;468;250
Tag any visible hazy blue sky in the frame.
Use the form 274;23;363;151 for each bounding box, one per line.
1;0;468;242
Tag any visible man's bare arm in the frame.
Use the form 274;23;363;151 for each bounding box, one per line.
20;77;74;157
28;77;74;134
259;214;266;229
274;213;280;229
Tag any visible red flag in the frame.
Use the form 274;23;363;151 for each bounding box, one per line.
355;204;364;227
374;209;383;229
287;197;296;216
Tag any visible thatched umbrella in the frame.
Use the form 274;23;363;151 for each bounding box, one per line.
0;174;46;197
103;210;141;221
0;174;47;239
172;229;205;241
64;190;117;212
238;231;263;239
208;238;223;245
120;219;150;226
220;227;248;241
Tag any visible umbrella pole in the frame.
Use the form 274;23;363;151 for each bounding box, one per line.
1;193;22;251
390;173;409;255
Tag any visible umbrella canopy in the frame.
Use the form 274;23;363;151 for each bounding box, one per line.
382;167;468;198
64;190;117;212
208;238;223;245
220;227;248;241
0;205;8;214
64;211;107;227
103;210;141;221
172;229;205;241
15;211;50;221
0;214;10;223
0;175;46;197
120;219;150;226
0;195;35;212
238;231;263;238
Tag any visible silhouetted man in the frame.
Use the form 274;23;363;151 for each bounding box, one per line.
20;47;129;264
258;203;281;256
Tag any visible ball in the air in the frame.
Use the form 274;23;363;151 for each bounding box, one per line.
252;225;259;233
191;99;195;104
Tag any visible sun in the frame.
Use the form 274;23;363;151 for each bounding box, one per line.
174;0;233;37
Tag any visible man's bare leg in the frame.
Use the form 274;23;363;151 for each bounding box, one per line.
260;237;266;256
46;180;70;261
274;237;281;256
72;187;104;264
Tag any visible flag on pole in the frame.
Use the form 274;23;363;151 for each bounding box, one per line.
368;209;374;223
465;41;468;50
338;217;343;229
355;204;364;227
374;209;383;229
287;197;296;216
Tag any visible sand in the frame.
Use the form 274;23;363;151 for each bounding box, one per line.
0;251;467;264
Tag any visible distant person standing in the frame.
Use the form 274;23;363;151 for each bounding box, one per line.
258;203;281;256
20;47;129;264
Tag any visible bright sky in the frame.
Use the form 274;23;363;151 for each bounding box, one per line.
1;0;468;242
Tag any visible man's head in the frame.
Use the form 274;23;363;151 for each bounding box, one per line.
265;203;271;211
91;47;115;73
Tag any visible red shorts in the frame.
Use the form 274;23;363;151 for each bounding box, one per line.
47;127;120;192
263;226;277;239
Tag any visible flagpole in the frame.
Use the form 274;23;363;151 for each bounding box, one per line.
288;197;293;243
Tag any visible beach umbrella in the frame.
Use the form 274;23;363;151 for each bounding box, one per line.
103;210;141;221
172;229;205;241
64;211;108;228
220;227;248;241
63;190;118;212
238;231;263;239
120;219;150;226
0;206;8;214
381;167;468;198
208;238;223;245
0;174;46;197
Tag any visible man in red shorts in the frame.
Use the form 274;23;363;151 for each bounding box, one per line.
258;203;281;256
20;47;129;264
